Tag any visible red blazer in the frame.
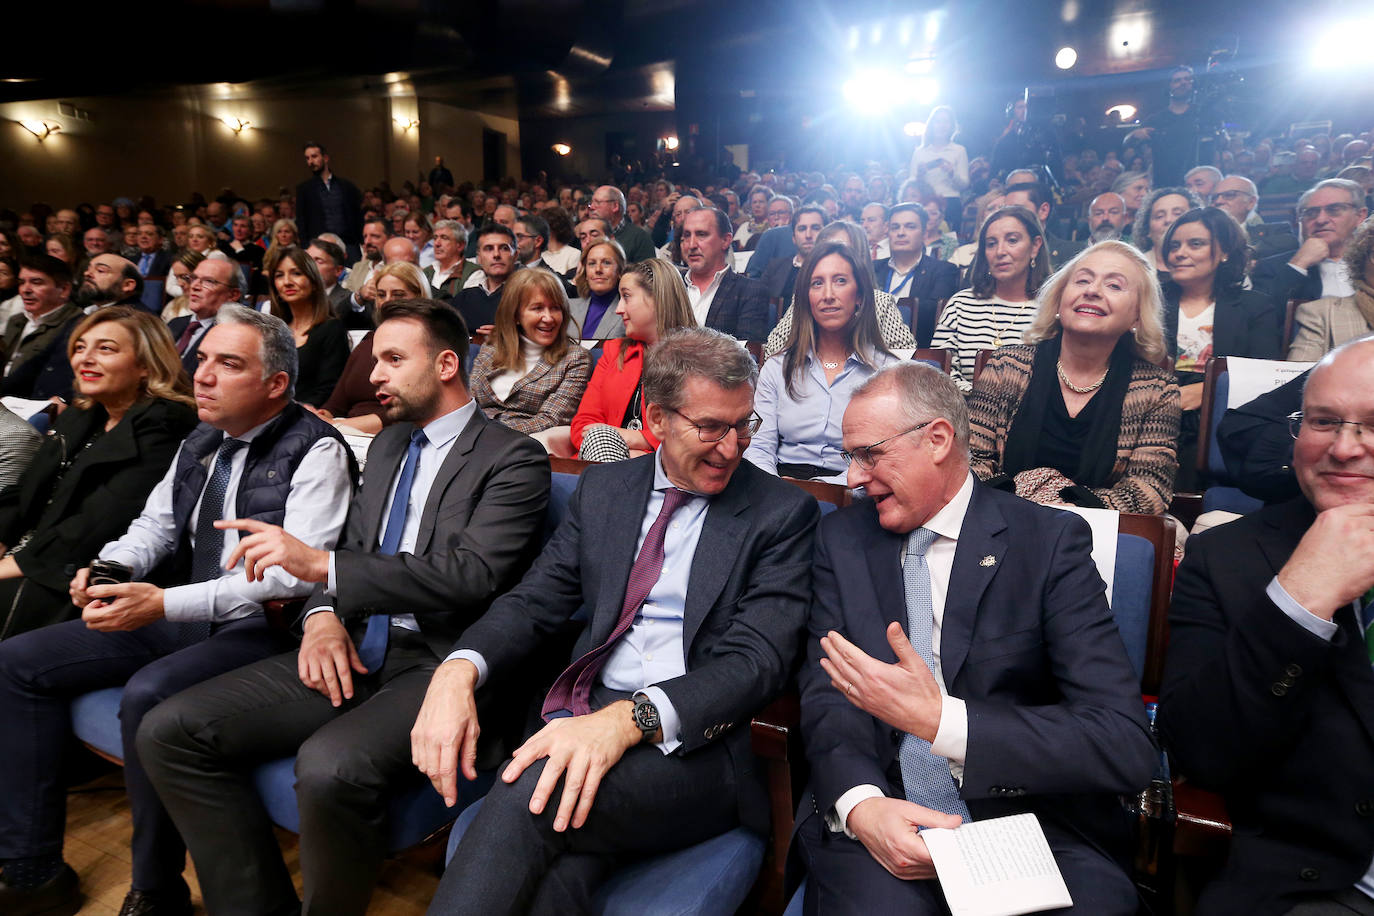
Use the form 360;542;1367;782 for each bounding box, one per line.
570;338;660;451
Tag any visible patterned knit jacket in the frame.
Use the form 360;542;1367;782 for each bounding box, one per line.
967;344;1182;515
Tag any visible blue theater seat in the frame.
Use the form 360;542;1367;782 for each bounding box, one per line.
443;797;766;916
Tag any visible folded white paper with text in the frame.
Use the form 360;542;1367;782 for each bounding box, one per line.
921;812;1072;916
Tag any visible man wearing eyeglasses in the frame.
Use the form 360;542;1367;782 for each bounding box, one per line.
167;256;241;378
1254;178;1369;313
417;327;818;913
794;361;1154;913
1161;336;1374;914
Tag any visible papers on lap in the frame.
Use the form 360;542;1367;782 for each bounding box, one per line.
921;813;1072;916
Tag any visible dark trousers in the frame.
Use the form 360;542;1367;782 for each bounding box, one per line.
0;615;285;891
138;628;456;916
794;807;1137;915
430;737;740;916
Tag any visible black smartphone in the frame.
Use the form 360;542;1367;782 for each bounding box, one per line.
88;559;133;587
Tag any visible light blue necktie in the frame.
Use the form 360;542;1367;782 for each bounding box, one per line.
139;252;153;275
898;526;971;821
357;429;425;672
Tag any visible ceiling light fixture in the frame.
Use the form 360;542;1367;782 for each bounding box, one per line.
552;143;572;156
19;119;60;141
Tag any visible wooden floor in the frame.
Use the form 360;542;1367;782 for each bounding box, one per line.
64;769;441;915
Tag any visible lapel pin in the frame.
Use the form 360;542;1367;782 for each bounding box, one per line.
980;555;997;567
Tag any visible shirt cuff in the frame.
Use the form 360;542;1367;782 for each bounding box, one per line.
831;785;886;838
637;686;681;755
326;551;337;597
162;584;207;622
1266;576;1338;642
443;649;489;687
303;606;334;621
99;545;146;580
930;695;969;767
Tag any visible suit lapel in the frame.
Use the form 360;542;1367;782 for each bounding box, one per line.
415;411;486;552
508;356;552;399
860;510;907;636
703;270;733;330
591;458;656;644
683;472;749;650
940;485;1009;688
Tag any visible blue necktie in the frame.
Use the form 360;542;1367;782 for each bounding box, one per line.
898;526;971;821
357;429;426;672
180;437;246;645
139;253;153;275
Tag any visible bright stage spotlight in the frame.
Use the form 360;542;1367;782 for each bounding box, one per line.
1055;47;1078;69
1310;17;1374;69
843;70;939;115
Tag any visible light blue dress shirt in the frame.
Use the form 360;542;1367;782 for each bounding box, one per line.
744;348;901;485
448;450;702;754
317;400;477;630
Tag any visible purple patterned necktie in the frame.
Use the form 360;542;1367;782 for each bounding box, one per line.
542;487;692;719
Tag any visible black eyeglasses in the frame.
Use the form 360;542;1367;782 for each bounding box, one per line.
665;407;763;443
841;421;931;469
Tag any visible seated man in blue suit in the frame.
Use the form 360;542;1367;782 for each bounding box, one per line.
415;327;819;914
795;361;1155;914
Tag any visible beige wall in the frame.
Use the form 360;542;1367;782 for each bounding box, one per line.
0;90;520;210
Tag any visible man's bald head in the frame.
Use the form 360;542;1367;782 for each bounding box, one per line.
382;237;419;265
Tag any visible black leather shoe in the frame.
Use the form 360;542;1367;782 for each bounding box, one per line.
117;887;194;916
0;863;81;916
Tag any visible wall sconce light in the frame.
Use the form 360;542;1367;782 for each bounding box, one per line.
221;117;252;134
19;119;61;141
551;143;572;156
663;135;680;151
394;117;420;131
1105;103;1138;122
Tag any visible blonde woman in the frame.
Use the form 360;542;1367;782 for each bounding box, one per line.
968;241;1181;514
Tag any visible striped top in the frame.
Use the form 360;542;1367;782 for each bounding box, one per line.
931;289;1039;391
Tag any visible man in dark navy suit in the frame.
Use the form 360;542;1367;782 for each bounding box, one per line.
167;257;240;379
795;362;1154;914
418;328;818;914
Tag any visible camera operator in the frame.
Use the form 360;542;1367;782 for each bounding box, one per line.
1127;65;1201;186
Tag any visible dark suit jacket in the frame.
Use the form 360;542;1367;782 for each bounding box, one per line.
798;484;1155;863
307;408;549;653
1216;370;1306;503
760;257;800;304
1160;498;1374;915
295;174;364;249
873;255;960;346
134;249;172;278
693;268;770;341
0;397;198;601
167;315;211;380
454;455;819;834
326;284;372;330
1;303;84;399
1252;252;1323;319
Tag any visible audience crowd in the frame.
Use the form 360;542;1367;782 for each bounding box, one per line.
0;83;1372;916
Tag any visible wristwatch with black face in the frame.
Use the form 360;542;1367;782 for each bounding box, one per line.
631;692;660;742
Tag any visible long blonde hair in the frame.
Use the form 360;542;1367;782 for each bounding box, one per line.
490;269;575;371
66;306;195;411
1022;240;1168;365
617;258;696;368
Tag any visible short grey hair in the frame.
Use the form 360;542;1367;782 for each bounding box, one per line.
1111;171;1150;195
214;303;299;398
1185;165;1222;184
596;185;627;218
202;251;243;292
433;219;468;247
642;328;758;412
853;362;970;455
1297;178;1365;214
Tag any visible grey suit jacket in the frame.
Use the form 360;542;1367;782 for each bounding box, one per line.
303;409;550;661
455;454;819;834
567;295;626;343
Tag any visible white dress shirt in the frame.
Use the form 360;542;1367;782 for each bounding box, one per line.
685;266;730;327
99;416;352;623
832;472;975;836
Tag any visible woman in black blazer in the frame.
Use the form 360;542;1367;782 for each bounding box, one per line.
0;307;198;638
1161;207;1281;489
